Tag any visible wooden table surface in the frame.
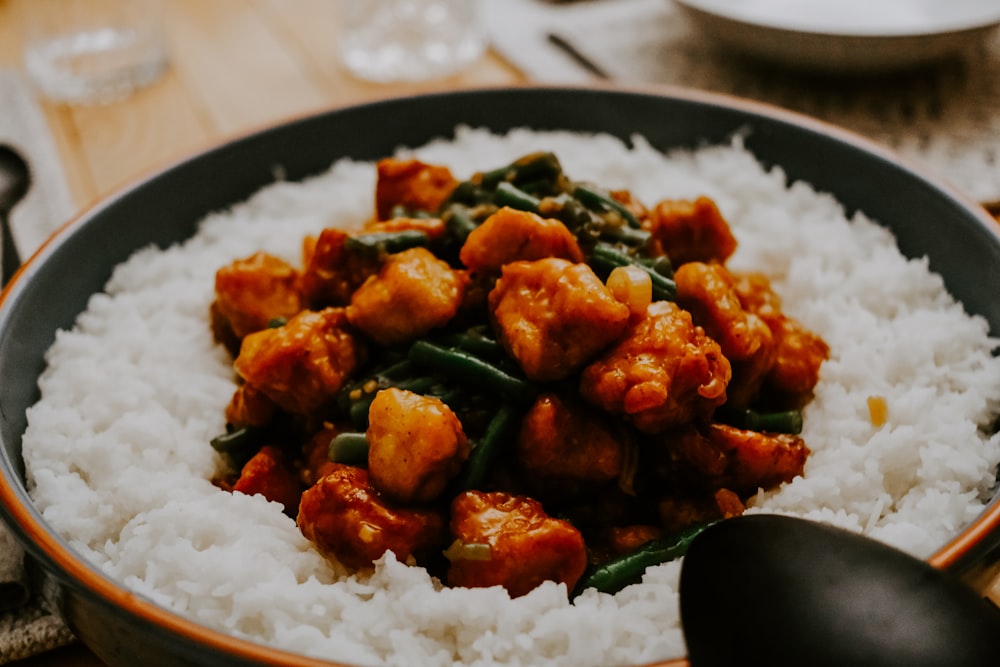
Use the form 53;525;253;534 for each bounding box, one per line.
0;0;522;214
2;1;999;666
1;1;519;665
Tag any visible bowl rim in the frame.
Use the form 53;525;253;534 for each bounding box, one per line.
674;0;1000;38
1;82;999;665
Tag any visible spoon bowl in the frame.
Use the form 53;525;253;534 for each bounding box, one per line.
679;514;1000;666
0;144;32;285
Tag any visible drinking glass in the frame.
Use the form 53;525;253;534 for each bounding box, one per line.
338;0;486;83
21;0;169;105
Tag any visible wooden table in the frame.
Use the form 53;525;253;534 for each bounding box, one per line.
1;1;520;665
2;2;999;666
0;0;523;214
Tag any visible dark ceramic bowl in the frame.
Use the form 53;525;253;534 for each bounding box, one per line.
1;86;999;667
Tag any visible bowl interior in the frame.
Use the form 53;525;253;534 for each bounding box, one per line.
2;85;999;661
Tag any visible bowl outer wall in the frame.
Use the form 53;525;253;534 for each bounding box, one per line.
1;85;999;666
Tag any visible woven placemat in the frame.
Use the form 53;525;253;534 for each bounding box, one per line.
484;0;1000;203
0;67;77;664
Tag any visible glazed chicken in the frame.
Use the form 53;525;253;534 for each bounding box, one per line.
490;258;630;382
209;151;827;598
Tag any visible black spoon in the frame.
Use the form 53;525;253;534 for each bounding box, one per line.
0;144;31;286
680;514;1000;667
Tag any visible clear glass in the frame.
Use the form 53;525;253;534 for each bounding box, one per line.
21;0;169;105
338;0;486;83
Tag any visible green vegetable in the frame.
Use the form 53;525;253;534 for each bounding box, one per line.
493;181;541;213
344;230;428;257
210;425;264;457
435;328;504;360
442;204;479;243
589;243;677;301
407;340;536;405
572;184;641;229
599;223;651;248
716;407;803;435
454;404;523;491
328;432;370;465
479;151;563;190
574;522;717;596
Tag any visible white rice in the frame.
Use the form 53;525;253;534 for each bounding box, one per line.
22;127;1000;666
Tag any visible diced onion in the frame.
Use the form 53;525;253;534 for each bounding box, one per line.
607;265;652;316
443;539;492;562
867;395;888;427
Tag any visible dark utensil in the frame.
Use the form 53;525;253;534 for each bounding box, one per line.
680;514;1000;667
546;32;612;79
0;145;31;285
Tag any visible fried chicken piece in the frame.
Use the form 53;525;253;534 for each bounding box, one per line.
234;307;366;416
446;490;587;597
300;228;381;308
733;272;830;403
580;301;731;434
224;382;278;429
459;207;584;275
666;422;809;495
232;445;302;516
346;247;468;346
516;392;624;498
374;158;458;220
675;262;776;407
489;258;630;382
367;388;470;504
644;196;737;265
213;252;303;340
298;464;446;570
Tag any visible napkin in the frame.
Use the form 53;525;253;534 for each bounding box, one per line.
483;0;1000;204
0;68;77;663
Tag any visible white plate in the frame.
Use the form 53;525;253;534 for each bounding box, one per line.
674;0;1000;73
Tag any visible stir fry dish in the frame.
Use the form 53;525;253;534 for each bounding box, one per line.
209;152;829;597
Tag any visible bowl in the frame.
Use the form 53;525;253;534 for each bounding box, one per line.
674;0;1000;73
1;85;999;667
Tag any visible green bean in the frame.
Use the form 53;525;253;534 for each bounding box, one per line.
407;340;536;405
442;204;479;243
344;230;428;257
445;179;491;207
599;224;651;248
493;181;541;213
328;432;370;465
480;151;563;189
388;205;434;219
572;184;641;229
211;426;263;454
645;254;674;279
435;328;504;360
455;404;522;491
590;243;677;301
716;407;803;435
574;522;716;596
266;317;287;328
209;425;265;464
